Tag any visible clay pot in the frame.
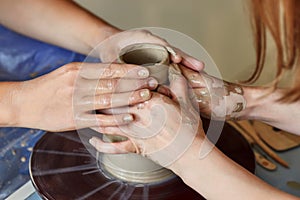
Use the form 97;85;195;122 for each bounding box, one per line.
100;43;174;184
118;43;170;84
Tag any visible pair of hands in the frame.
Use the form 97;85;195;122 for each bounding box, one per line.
16;30;204;132
17;29;246;165
90;67;203;167
88;64;247;166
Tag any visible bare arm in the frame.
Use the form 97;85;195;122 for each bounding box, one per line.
0;0;204;68
0;0;205;131
0;0;120;55
90;70;299;200
169;134;298;200
0;63;154;131
180;66;300;135
239;87;300;135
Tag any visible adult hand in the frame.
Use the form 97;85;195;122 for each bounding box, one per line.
14;62;157;132
96;29;205;72
179;66;247;120
89;68;203;167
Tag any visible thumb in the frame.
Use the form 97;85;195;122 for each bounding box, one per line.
169;64;189;104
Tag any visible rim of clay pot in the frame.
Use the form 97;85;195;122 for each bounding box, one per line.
98;43;174;183
119;43;171;85
118;43;170;66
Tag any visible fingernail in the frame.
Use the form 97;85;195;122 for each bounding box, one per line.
123;114;133;122
138;68;149;77
140;89;150;99
148;78;158;88
89;138;96;147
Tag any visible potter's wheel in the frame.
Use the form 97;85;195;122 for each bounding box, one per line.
30;119;255;200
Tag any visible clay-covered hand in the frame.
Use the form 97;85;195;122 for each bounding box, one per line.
156;65;246;120
179;66;247;120
96;29;204;72
89;70;203;167
15;62;157;132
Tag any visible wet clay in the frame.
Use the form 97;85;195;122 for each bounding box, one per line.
118;43;170;84
101;43;176;183
101;43;246;183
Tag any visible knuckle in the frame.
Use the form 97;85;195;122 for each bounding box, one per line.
103;64;126;78
98;79;117;92
102;65;113;77
96;94;112;107
113;64;128;76
107;79;118;90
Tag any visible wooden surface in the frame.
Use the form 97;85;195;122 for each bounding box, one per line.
253;121;300;151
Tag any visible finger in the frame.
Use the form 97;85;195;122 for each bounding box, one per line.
78;77;157;95
192;88;210;105
81;89;151;110
79;63;150;79
166;46;182;63
189;87;211;110
170;47;205;71
75;113;134;128
188;88;200;109
198;101;212;119
169;68;190;103
95;77;157;94
190;88;212;117
89;137;135;154
157;85;172;97
181;56;205;72
90;126;126;136
180;65;207;88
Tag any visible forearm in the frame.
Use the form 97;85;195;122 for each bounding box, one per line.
238;86;300;135
0;82;21;127
170;134;297;200
0;0;120;55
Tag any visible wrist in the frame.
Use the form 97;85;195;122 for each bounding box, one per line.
237;86;282;121
168;130;206;177
0;82;23;127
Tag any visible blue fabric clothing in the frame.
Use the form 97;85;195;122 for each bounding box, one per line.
0;25;89;199
0;25;87;81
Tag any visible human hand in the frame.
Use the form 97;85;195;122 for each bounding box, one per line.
89;68;203;167
96;29;204;72
15;62;157;132
179;66;247;120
